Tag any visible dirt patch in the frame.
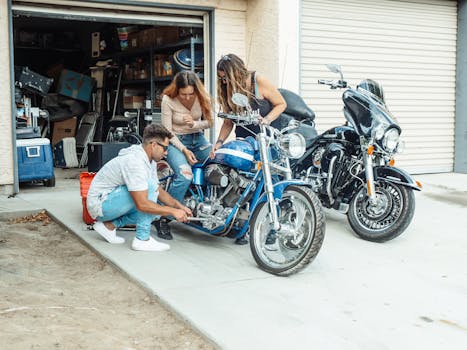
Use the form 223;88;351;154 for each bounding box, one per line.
0;211;215;349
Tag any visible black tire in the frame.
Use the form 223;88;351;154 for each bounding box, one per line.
44;176;55;187
249;186;325;276
347;181;415;242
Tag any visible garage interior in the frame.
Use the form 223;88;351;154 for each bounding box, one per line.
13;10;205;185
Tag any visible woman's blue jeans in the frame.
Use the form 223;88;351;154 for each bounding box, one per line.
96;178;159;241
167;132;211;203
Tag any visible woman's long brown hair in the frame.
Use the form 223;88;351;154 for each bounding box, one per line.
162;71;213;127
216;54;254;114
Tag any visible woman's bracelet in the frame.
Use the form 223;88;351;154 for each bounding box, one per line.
216;139;224;145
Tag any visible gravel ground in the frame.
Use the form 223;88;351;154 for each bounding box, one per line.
0;211;215;350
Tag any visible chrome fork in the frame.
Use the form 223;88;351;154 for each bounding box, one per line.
361;139;377;204
258;125;281;231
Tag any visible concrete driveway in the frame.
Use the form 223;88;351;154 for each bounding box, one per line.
3;171;467;349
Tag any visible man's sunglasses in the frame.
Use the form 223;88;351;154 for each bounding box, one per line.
152;141;168;151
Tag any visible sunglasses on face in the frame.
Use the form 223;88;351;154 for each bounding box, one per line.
217;75;227;84
152;141;168;151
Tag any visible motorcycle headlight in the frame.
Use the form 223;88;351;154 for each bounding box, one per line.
278;133;306;159
382;128;400;153
373;124;386;140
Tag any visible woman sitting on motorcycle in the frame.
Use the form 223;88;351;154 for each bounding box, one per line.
212;53;286;154
156;70;214;240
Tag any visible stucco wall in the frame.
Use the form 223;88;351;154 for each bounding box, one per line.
245;0;279;85
0;1;13;190
214;5;247;71
278;0;299;92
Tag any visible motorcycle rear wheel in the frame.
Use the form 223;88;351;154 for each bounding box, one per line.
347;181;415;242
249;186;325;276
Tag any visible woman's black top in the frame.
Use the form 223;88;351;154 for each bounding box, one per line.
235;72;273;138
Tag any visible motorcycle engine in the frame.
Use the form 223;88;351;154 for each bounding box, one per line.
305;144;346;197
184;164;254;230
309;144;346;174
312;147;326;169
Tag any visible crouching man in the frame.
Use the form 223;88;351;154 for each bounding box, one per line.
86;124;192;252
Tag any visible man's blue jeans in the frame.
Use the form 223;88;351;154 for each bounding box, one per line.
96;179;158;241
167;132;211;203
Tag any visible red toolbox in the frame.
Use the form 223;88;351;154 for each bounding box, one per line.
80;172;96;224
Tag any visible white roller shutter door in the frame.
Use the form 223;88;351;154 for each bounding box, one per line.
300;0;458;174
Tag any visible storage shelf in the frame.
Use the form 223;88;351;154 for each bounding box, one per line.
156;37;203;52
121;76;175;85
15;45;82;53
99;35;203;130
154;76;175;82
99;37;203;60
121;79;152;85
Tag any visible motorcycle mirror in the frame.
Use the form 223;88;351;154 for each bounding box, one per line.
326;64;341;74
325;64;344;83
232;93;249;107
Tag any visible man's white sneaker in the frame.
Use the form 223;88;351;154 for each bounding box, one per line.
93;221;125;244
131;237;170;252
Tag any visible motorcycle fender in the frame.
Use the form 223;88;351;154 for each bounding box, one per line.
374;166;422;191
253;180;309;208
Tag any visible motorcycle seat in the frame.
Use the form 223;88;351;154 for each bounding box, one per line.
278;88;315;121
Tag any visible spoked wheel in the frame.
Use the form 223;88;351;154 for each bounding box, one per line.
249;186;325;276
157;160;173;191
347;181;415;242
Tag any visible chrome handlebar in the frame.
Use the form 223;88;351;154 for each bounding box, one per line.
318;79;348;89
217;111;260;125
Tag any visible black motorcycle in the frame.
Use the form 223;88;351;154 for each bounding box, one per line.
283;64;422;242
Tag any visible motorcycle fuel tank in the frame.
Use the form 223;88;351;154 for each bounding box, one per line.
214;139;255;171
321;125;359;143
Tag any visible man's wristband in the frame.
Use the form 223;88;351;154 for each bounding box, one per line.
216;139;224;145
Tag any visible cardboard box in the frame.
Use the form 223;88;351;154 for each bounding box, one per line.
138;26;179;48
58;69;94;102
123;96;144;109
52;117;77;146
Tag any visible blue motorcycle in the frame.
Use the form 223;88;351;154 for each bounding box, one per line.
160;93;325;276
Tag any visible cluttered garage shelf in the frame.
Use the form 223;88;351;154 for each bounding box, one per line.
13;15;204;187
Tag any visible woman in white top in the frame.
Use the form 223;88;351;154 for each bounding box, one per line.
157;71;213;239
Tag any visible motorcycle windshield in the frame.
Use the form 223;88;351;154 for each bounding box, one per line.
342;88;399;137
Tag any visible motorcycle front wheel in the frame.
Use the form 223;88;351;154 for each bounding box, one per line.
347;181;415;242
249;186;325;276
